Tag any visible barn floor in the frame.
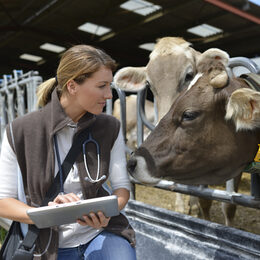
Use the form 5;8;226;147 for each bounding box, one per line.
135;173;260;235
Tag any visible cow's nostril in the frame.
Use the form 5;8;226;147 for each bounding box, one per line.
127;158;137;174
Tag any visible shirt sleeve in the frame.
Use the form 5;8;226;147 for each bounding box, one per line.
0;130;18;199
109;127;131;191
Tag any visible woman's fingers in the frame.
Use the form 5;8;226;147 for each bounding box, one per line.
97;211;110;227
49;194;111;228
52;193;80;204
48;201;57;206
89;212;100;226
78;211;110;228
67;193;81;201
78;215;93;226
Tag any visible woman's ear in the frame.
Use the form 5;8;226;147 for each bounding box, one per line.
67;80;78;95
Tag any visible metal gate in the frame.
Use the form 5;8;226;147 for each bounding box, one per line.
0;69;42;230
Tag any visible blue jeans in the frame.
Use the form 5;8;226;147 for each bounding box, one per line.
57;231;136;260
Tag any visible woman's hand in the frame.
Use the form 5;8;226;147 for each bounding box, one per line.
77;211;111;229
48;193;80;206
48;193;110;228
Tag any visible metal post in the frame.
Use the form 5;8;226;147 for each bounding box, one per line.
106;99;113;115
251;173;260;199
3;75;15;123
226;178;235;192
13;70;26;117
137;90;144;147
0;93;7;144
137;87;155;131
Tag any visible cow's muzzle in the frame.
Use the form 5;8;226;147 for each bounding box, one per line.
126;149;161;185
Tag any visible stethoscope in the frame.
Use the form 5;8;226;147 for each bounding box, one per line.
82;133;106;183
54;132;106;194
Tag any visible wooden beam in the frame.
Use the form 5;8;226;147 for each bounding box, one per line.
204;0;260;25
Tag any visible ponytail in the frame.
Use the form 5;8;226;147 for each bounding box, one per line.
36;78;56;107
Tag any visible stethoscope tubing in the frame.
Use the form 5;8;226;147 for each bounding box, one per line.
83;133;106;183
54;132;105;194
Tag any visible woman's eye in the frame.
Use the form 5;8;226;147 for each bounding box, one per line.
98;85;106;89
182;111;199;121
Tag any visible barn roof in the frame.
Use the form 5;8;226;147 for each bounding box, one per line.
0;0;259;78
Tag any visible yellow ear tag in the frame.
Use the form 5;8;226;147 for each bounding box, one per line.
254;144;260;162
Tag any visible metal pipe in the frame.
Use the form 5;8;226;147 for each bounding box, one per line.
204;0;260;25
137;90;144;147
0;76;42;93
226;178;235;192
229;57;260;74
138;87;155;131
113;87;127;144
106;99;113;115
0;70;42;146
13;70;26;116
0;93;7;143
131;177;260;209
251;173;260;199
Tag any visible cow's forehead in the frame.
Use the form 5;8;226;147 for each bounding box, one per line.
150;44;192;61
187;73;203;91
149;37;192;61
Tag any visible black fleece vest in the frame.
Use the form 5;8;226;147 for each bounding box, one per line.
6;89;135;260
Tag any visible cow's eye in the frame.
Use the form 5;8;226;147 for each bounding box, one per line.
185;72;194;82
182;111;199;121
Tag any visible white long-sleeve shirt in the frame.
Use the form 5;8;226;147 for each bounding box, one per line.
0;125;130;248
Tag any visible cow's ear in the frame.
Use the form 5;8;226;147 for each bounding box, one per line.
225;88;260;131
113;67;147;91
199;48;229;67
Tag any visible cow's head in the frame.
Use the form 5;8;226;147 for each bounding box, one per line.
114;37;201;120
128;49;260;185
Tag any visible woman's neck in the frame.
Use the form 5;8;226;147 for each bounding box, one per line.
60;94;85;123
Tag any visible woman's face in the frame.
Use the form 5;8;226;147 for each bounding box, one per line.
74;65;113;115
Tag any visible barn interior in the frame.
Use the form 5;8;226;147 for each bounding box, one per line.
0;1;260;256
0;0;260;79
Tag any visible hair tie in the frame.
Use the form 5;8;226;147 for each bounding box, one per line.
55;75;58;85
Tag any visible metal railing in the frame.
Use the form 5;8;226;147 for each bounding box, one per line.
0;70;42;230
0;70;42;144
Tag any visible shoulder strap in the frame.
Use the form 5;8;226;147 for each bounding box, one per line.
41;129;89;205
11;127;89;254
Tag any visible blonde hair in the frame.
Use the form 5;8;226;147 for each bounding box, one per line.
37;45;117;107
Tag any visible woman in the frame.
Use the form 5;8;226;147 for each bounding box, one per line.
0;45;136;260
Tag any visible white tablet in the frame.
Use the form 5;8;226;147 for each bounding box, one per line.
27;195;119;229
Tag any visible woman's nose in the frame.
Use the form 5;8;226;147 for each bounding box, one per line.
105;85;113;99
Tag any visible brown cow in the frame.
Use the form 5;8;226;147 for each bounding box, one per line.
114;37;236;224
114;37;206;217
127;49;259;187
